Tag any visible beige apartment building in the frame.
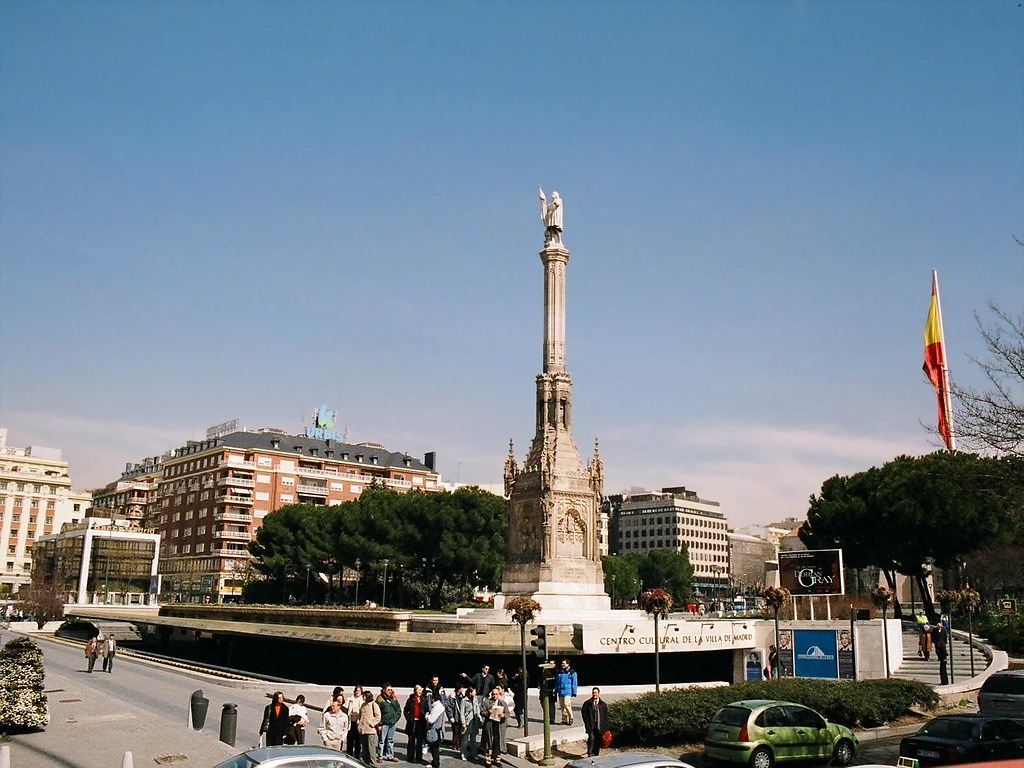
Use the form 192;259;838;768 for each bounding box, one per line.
0;428;88;595
153;428;442;603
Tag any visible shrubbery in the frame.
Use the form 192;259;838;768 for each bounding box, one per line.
609;678;937;747
0;636;49;731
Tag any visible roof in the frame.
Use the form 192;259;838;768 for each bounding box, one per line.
171;430;434;473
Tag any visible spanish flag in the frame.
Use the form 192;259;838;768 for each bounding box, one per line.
923;271;954;450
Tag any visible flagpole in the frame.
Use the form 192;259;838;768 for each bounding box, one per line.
933;270;956;451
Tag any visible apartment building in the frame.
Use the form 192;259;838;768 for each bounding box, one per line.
607;485;731;591
153;428;441;603
90;456;164;527
0;428;86;595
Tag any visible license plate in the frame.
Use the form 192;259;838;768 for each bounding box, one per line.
713;730;730;739
919;750;940;758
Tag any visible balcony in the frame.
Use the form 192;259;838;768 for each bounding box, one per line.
296;465;332;478
216;494;254;505
386;478;412;490
210;548;251;557
218;476;255;488
214;511;251;523
296;484;328;496
224;459;258;469
215;529;252;541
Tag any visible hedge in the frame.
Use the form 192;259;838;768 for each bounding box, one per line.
0;636;49;731
609;678;937;747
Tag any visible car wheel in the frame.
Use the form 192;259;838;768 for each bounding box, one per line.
749;746;773;768
832;738;854;766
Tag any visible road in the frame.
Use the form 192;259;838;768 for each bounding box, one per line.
1;628;910;768
677;735;904;766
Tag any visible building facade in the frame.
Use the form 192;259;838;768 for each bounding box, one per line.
152;429;442;603
90;456;164;527
607;486;731;591
33;517;160;605
0;428;86;595
727;531;776;596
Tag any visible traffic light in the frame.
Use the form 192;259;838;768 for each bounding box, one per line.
530;624;548;659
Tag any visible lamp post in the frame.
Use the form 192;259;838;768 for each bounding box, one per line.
381;558;390;609
354;558;361;606
611;574;617;609
640;589;673;694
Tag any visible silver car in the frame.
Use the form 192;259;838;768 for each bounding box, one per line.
566;753;697;768
214;746;368;768
978;670;1024;720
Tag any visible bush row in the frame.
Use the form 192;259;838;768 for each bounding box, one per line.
608;678;937;747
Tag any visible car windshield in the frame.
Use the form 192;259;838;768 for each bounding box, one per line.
712;706;751;726
918;719;975;741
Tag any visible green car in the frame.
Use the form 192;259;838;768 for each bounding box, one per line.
704;699;858;768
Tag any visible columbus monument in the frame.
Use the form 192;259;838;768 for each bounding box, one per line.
494;189;610;612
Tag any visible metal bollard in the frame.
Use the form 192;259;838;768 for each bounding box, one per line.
190;689;210;730
220;703;238;746
0;744;10;768
121;751;134;768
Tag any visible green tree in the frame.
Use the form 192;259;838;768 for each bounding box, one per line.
802;452;1023;620
602;554;641;607
637;548;694;605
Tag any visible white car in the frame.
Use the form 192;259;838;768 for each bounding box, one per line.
214;746;368;768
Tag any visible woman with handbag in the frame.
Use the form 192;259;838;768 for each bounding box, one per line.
259;691;292;747
424;692;447;768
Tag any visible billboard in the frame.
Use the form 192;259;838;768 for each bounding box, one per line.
793;629;839;679
779;549;845;596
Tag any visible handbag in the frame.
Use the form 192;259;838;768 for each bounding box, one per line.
425;727;440;744
601;730;613;748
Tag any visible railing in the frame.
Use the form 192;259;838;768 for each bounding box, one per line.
296;484;328;495
214;512;251;523
210;548;251;557
218;476;255;487
224;460;258;469
215;529;252;541
216;494;254;505
386;478;412;489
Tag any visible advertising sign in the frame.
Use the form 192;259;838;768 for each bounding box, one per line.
837;628;855;680
779;549;845;596
793;629;839;679
745;649;764;681
777;629;794;677
998;599;1018;616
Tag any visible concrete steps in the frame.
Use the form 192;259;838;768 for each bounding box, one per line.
893;626;987;686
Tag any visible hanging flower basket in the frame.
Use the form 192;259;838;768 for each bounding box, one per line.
505;596;542;625
871;586;895;610
761;586;791;612
937;589;959;614
958;588;981;615
640;588;673;618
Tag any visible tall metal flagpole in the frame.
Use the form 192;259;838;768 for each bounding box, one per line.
933;270;956;451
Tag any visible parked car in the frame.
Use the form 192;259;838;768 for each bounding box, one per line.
214;746;369;768
704;699;858;768
566;754;696;768
978;670;1024;720
899;714;1024;765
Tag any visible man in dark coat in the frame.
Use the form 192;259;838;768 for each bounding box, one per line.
471;665;495;697
933;622;949;685
580;688;609;757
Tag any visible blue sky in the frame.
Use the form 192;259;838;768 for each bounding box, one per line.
1;1;1021;528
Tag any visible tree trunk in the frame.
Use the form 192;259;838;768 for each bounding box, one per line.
883;569;904;619
914;573;939;623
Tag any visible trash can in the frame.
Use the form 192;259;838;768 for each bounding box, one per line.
190;689;210;730
220;703;237;746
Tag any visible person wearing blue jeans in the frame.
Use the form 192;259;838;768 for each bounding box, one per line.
376;686;402;762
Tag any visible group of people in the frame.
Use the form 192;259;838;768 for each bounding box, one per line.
259;659;611;763
83;633;117;673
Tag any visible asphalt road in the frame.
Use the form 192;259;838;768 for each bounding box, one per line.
674;734;904;766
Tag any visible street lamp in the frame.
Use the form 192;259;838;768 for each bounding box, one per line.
381;558;390;609
305;566;311;605
611;574;617;609
354;558;361;606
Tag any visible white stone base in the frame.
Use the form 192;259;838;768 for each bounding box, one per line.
493;590;610;612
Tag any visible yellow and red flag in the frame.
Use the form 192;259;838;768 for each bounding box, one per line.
923;270;954;450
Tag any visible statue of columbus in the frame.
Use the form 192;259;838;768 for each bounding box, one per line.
538;186;563;248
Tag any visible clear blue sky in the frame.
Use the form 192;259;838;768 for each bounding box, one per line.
1;0;1021;527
